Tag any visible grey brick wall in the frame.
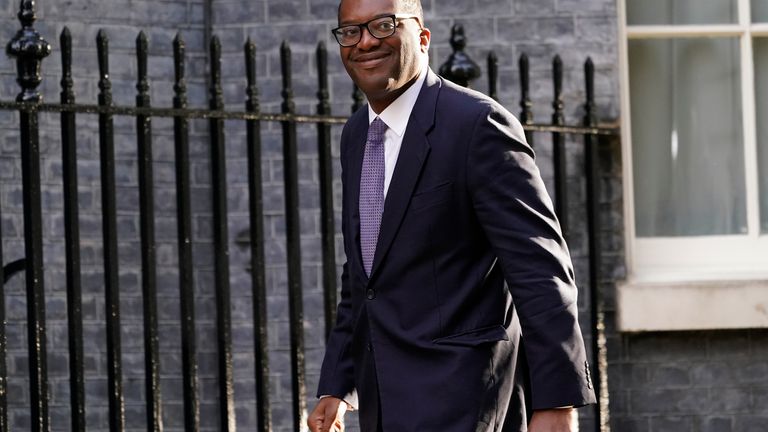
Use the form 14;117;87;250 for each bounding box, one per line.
3;0;765;432
607;330;768;431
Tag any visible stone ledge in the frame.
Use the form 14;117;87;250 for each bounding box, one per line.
617;279;768;332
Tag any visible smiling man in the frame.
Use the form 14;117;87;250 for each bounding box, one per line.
308;0;596;431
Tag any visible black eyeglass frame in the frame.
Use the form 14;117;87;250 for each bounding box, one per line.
331;14;422;47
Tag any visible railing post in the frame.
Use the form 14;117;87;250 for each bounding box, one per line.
519;53;534;146
5;1;51;431
59;26;87;432
172;32;201;432
487;51;499;102
316;41;338;339
208;35;236;432
244;37;272;432
96;28;126;432
583;58;610;432
281;40;308;432
136;31;163;432
438;24;481;87
0;182;6;432
7;0;51;103
551;55;568;238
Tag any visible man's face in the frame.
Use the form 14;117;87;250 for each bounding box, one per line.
337;0;430;110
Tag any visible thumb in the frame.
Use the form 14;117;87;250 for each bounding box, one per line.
320;404;335;432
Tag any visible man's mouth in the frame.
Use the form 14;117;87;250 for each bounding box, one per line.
352;52;390;69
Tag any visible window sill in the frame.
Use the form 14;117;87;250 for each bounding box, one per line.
617;279;768;332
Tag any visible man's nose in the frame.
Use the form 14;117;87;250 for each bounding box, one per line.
357;26;380;49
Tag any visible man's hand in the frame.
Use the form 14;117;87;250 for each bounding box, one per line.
308;396;348;432
529;408;578;432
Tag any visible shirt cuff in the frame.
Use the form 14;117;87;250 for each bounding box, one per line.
319;390;358;411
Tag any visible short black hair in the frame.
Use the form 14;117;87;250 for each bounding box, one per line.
338;0;425;22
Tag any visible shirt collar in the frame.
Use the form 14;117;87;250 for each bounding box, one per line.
368;65;428;137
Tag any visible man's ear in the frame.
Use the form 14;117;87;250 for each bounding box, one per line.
419;27;431;52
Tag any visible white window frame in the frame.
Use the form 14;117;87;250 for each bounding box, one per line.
617;0;768;331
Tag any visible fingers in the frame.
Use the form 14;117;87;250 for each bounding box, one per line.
321;399;345;432
307;412;325;432
307;401;326;432
308;397;346;432
332;416;345;432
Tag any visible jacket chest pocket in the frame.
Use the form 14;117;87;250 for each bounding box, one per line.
409;181;453;213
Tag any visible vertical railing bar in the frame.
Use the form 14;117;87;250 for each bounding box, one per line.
352;84;364;114
60;26;86;432
316;41;338;339
244;38;271;432
172;32;200;432
19;99;50;432
518;53;534;147
487;51;499;102
208;35;236;432
97;29;125;432
583;58;610;432
280;40;308;431
0;187;6;432
551;55;568;238
136;30;162;432
6;2;51;430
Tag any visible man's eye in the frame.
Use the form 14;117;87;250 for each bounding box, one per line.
341;27;360;37
373;21;395;32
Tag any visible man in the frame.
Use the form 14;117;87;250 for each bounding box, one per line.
308;0;595;430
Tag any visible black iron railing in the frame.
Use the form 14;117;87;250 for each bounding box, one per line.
1;1;617;431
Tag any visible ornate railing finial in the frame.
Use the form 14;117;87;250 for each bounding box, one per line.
6;0;51;102
438;23;481;87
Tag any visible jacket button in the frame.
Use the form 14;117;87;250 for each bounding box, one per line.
366;288;376;300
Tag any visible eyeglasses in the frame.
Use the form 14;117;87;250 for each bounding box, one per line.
332;14;421;47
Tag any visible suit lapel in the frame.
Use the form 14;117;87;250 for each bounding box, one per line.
370;70;441;279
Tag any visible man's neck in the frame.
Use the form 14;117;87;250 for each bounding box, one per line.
369;81;415;114
368;62;428;114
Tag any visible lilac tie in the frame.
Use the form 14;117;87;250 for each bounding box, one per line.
360;117;387;276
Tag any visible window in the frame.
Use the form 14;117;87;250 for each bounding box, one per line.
618;0;768;330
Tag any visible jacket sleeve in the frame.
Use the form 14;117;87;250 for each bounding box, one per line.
466;103;596;409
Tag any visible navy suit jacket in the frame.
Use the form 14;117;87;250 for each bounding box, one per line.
318;69;595;432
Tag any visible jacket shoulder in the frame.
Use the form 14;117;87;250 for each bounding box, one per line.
435;77;526;141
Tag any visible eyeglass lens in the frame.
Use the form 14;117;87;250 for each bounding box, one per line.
335;16;397;46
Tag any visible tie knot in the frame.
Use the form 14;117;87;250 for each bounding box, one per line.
368;117;387;142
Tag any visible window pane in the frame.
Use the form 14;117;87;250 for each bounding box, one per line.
756;38;768;232
627;0;737;25
754;0;768;22
629;38;746;237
